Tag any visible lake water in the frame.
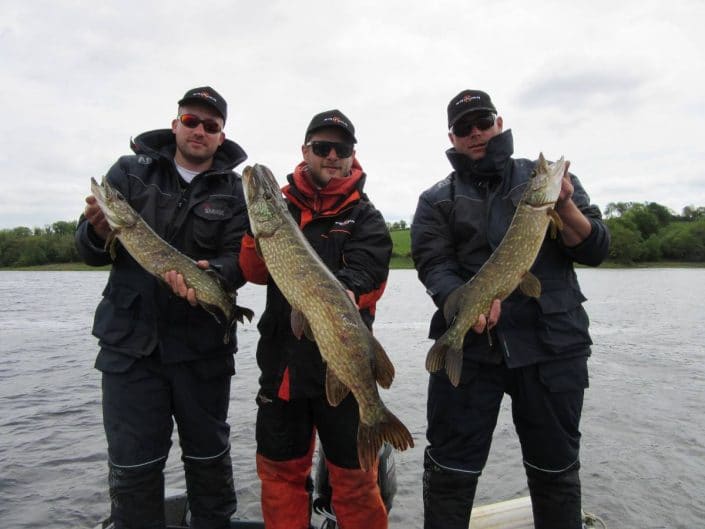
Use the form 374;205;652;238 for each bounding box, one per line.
1;269;704;529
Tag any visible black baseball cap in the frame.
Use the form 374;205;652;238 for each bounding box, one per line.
178;86;227;122
447;89;497;129
305;109;357;143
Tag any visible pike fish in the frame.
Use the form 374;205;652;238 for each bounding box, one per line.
90;176;253;343
242;163;414;470
426;153;567;386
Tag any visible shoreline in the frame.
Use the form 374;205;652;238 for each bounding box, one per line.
2;260;704;272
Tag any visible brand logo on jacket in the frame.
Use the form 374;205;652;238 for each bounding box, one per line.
202;203;226;217
137;155;153;165
334;219;355;226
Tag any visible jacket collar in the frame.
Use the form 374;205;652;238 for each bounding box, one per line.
130;129;248;173
446;128;514;185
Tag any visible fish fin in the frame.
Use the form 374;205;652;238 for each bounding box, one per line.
547;208;564;238
234;304;255;323
357;407;414;471
290;309;314;341
444;345;464;387
519;272;542;298
371;335;395;389
325;367;350;406
255;238;264;259
442;286;463;325
105;231;119;260
425;337;448;374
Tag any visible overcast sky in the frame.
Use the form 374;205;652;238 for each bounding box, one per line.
2;0;704;229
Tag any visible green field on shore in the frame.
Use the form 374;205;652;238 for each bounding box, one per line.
2;229;703;271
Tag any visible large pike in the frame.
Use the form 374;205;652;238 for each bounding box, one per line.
90;176;253;343
242;163;414;470
426;153;567;386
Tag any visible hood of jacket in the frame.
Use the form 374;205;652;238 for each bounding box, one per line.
446;128;514;186
129;128;247;172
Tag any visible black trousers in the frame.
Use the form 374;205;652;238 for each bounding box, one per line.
424;356;587;529
101;354;236;529
255;389;361;468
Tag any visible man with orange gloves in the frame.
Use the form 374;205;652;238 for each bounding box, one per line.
239;109;393;529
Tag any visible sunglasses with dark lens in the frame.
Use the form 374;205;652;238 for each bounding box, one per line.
306;140;354;158
452;114;496;137
178;114;222;134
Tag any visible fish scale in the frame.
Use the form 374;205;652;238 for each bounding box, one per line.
89;176;253;344
242;163;414;470
426;153;566;386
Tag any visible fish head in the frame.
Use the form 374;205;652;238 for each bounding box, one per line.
90;176;139;230
523;153;566;208
242;164;287;237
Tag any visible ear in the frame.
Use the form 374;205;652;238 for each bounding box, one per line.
218;132;225;146
496;116;504;131
171;119;179;134
448;131;455;145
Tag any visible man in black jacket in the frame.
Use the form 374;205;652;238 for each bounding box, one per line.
411;89;610;529
76;86;248;529
239;110;393;529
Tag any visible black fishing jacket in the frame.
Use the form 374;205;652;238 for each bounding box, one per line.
75;129;248;370
411;129;610;370
239;163;392;400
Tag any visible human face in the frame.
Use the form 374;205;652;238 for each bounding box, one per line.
302;128;355;187
172;104;225;170
449;112;503;161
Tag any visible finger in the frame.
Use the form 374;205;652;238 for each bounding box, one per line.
563;160;571;178
196;260;209;269
186;288;198;306
472;313;487;334
487;299;501;329
176;274;188;297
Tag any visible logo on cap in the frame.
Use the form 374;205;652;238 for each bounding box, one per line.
456;95;481;106
324;116;349;128
192;91;218;103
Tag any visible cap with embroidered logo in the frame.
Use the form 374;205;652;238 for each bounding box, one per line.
305;109;357;144
178;86;227;122
447;89;497;129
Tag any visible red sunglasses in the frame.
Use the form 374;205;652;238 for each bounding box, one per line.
178;114;222;134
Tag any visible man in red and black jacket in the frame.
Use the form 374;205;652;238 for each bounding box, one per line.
239;109;393;529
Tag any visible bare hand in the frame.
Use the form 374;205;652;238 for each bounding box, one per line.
473;299;501;333
557;160;574;208
84;195;111;240
163;260;209;307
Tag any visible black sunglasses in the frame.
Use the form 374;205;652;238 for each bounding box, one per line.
306;140;354;159
451;114;496;137
178;114;222;134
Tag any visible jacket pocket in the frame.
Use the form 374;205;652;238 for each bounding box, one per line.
92;284;154;354
536;287;592;354
191;197;236;250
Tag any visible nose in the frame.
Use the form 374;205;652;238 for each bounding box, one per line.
326;148;340;160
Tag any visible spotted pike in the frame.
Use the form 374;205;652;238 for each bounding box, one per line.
242;163;413;470
426;153;567;386
90;176;253;343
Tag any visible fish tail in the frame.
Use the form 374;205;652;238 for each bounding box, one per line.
357;408;414;471
426;331;463;387
425;338;447;374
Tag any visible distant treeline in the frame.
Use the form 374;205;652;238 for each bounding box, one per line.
388;202;705;265
1;203;704;268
